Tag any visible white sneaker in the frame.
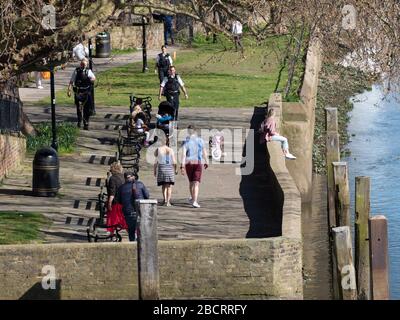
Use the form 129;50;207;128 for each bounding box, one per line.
188;197;193;204
37;86;44;89
285;153;296;160
192;201;201;208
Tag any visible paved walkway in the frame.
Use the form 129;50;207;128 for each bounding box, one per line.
18;49;160;102
1;51;282;243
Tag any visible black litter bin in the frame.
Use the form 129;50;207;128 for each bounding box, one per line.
96;32;111;58
32;147;60;197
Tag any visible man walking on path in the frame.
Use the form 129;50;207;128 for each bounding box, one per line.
180;125;208;208
116;172;150;241
67;58;95;130
163;5;175;46
72;36;89;61
159;66;188;120
155;45;173;83
232;20;244;55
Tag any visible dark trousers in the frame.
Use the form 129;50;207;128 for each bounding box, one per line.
164;24;174;45
123;210;137;241
166;93;179;120
75;91;92;126
234;34;244;53
158;68;168;83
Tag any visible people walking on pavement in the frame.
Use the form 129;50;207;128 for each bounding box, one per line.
67;58;95;130
154;134;177;206
106;162;128;232
155;45;173;83
159;66;188;121
116;172;150;241
180;125;208;208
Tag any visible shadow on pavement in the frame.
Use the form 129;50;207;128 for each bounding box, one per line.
239;106;283;238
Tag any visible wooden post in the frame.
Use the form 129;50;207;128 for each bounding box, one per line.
325;107;340;228
136;199;159;300
369;215;389;300
325;107;340;300
355;176;371;300
332;162;350;227
332;226;357;300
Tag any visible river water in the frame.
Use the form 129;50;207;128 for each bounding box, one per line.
344;85;400;299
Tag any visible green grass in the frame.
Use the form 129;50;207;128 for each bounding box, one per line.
0;211;51;245
37;35;291;108
111;48;138;55
27;122;79;154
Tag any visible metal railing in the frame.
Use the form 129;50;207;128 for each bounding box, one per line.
0;93;21;132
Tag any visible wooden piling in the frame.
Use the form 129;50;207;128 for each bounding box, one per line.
325;107;340;228
332;162;350;227
369;215;389;300
325;107;341;300
355;176;371;300
136;199;159;300
332;226;357;300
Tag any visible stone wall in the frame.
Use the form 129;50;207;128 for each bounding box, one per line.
108;23;164;50
0;133;26;181
0;238;302;300
266;94;302;240
284;39;322;203
89;22;164;51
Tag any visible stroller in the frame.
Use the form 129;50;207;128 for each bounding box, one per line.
156;101;175;137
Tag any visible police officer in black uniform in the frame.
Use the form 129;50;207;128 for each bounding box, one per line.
67;58;96;130
155;45;173;83
159;66;188;120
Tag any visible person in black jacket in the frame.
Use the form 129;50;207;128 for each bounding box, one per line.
155;45;173;83
159;66;188;120
116;172;150;241
67;58;96;130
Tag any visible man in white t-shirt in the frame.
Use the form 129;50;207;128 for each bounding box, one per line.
72;38;89;61
232;20;244;54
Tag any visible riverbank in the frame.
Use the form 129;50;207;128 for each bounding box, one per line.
313;63;375;173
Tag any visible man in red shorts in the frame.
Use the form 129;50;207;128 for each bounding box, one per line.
180;125;208;208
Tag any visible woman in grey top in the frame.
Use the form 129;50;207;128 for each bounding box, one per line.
154;135;177;206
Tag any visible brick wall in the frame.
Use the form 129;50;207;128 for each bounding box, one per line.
0;238;302;300
0;134;26;181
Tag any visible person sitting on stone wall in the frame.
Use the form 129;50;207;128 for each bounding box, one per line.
259;108;296;160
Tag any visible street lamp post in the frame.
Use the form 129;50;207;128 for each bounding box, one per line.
142;16;148;73
50;67;58;151
88;37;96;115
